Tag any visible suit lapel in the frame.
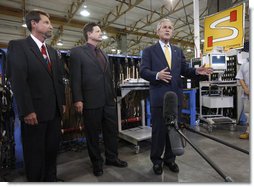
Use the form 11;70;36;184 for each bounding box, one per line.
47;45;56;73
83;45;106;72
170;45;177;70
82;45;96;61
101;50;109;71
154;42;168;68
26;36;52;76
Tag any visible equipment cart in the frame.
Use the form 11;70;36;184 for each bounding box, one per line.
199;80;237;132
117;79;151;153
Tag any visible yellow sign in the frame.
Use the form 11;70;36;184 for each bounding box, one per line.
204;4;245;53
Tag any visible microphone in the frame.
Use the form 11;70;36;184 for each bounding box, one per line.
163;91;178;126
163;91;184;156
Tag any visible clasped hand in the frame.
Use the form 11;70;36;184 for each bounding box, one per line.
74;101;83;113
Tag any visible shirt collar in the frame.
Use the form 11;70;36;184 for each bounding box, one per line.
159;40;171;53
159;40;170;47
86;42;97;50
30;34;46;50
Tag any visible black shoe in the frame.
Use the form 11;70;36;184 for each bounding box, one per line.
153;164;163;175
164;162;179;173
93;164;103;176
56;178;64;182
105;158;128;167
93;168;103;176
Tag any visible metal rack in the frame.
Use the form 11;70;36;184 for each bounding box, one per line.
117;80;151;153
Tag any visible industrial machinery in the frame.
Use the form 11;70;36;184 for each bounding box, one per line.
199;47;237;132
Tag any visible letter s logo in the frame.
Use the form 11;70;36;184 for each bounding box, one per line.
210;16;238;43
204;5;244;52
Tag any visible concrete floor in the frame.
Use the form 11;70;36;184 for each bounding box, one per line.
4;125;250;183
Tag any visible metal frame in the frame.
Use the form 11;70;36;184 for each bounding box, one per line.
117;82;151;153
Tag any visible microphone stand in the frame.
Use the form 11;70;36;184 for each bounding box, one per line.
184;125;249;155
168;121;233;182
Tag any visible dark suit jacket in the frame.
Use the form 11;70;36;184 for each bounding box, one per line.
7;36;65;122
140;42;196;109
69;44;115;109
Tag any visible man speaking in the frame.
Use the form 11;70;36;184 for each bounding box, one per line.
140;18;212;175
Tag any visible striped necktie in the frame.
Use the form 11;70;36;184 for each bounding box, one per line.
164;45;171;68
41;44;52;71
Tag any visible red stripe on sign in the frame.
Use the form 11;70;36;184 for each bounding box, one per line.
230;10;237;22
208;36;213;47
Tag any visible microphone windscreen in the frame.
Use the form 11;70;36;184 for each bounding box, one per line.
163;91;178;121
164;91;184;156
169;126;184;156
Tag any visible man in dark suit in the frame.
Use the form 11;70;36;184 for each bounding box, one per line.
69;22;127;177
7;9;65;181
140;18;212;175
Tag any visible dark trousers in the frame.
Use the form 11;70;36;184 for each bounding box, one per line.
150;107;175;165
21;116;61;182
83;105;118;167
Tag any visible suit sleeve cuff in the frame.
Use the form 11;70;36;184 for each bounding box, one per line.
156;72;160;80
195;69;199;75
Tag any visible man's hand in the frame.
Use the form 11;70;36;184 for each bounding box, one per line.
24;112;38;125
240;80;250;96
196;64;213;75
244;88;250;96
74;101;83;113
62;105;66;114
158;67;172;83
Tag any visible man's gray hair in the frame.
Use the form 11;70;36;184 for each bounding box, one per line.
156;18;174;31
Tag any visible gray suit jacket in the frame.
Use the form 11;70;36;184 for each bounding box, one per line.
69;44;116;109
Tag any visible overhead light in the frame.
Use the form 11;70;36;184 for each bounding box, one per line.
102;35;108;40
186;47;192;52
102;32;108;40
80;9;90;17
57;40;63;46
21;17;27;28
22;22;27;28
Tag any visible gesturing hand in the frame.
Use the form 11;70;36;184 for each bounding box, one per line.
158;67;172;83
196;64;213;75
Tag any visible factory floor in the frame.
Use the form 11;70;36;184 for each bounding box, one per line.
4;124;250;183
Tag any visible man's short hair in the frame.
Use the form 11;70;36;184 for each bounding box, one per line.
25;9;50;32
82;22;99;41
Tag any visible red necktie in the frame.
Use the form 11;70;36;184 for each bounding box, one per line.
41;44;52;71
